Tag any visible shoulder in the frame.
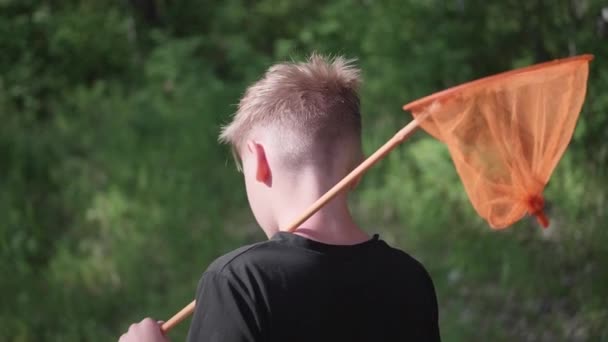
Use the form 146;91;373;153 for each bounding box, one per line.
379;241;438;312
203;239;284;276
379;240;435;285
194;240;287;303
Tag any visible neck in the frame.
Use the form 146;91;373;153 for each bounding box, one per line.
274;170;369;245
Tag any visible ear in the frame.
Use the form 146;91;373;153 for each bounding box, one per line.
247;141;272;186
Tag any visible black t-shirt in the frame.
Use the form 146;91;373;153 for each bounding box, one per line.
187;232;440;342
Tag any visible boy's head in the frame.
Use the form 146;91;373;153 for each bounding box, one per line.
220;54;363;235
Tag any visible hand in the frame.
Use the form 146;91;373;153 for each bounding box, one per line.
119;318;170;342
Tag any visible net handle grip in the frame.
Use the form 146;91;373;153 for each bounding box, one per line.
161;118;422;333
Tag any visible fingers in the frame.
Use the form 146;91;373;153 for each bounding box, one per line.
140;317;157;327
119;318;165;342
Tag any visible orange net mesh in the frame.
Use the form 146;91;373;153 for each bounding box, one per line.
403;55;593;229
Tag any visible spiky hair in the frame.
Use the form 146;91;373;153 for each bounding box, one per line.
219;53;362;169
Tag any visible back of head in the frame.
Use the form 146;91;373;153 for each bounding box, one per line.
220;54;363;177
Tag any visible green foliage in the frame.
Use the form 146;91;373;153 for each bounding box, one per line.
1;0;607;341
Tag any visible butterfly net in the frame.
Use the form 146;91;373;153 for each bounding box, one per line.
403;55;593;229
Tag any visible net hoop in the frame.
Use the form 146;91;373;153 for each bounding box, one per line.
403;54;594;113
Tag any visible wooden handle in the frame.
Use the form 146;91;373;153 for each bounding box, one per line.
161;300;195;333
161;117;423;333
286;118;421;231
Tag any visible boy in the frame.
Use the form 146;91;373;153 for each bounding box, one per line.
120;54;440;341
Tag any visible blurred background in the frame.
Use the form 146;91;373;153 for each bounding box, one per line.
1;0;607;341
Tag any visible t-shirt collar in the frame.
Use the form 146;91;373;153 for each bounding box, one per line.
270;231;380;254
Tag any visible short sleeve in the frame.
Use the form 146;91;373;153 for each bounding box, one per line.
186;271;263;342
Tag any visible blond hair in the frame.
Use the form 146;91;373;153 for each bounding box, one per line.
219;54;362;171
